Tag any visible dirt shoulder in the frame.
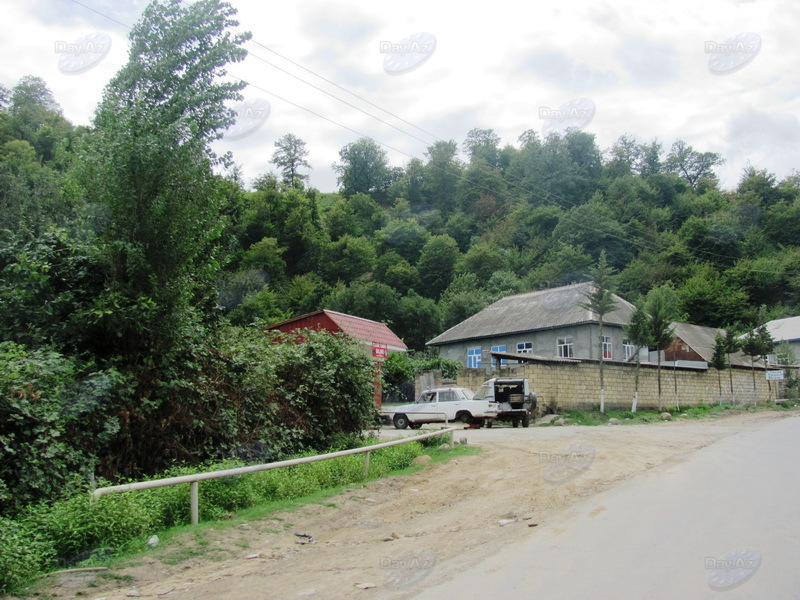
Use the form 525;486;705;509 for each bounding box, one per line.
35;410;795;600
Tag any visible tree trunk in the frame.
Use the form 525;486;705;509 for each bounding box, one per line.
657;351;663;412
599;319;605;413
632;352;640;413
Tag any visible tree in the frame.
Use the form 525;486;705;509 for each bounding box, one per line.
721;330;741;400
624;302;652;412
333;137;390;202
463;127;501;168
579;250;618;413
79;0;251;356
741;307;774;402
416;235;461;299
270;133;310;188
710;332;728;399
423;140;462;213
643;282;680;411
664;140;724;188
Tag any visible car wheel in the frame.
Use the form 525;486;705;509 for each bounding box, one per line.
522;415;531;428
486;420;493;428
512;417;520;428
409;422;422;430
458;412;472;424
393;414;410;429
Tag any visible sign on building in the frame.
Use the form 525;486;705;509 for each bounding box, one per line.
372;344;388;359
766;370;785;381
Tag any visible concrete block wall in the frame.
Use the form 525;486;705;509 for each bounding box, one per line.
419;360;779;411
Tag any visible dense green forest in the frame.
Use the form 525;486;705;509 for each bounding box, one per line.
2;0;799;517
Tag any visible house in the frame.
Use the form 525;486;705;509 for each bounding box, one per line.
263;310;407;404
663;322;753;368
426;282;637;368
763;316;800;365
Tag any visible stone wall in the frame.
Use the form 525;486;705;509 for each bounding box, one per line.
419;360;784;411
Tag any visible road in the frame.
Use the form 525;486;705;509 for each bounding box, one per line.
35;411;798;600
410;414;800;600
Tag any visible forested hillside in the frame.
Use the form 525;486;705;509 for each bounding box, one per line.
227;128;799;346
1;0;799;514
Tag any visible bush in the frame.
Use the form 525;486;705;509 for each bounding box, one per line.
0;517;56;593
23;490;160;560
0;437;427;594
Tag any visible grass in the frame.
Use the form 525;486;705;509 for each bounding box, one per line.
17;438;475;598
539;400;800;426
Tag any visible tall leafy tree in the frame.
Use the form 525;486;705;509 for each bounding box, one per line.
463;127;501;168
741;307;774;401
579;250;617;413
664;139;724;188
270;133;310;188
643;282;680;411
710;332;728;399
722;330;741;400
333;137;390;202
416;234;460;299
624;302;652;412
422;140;462;213
79;0;251;355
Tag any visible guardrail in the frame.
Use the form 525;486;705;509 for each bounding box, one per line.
92;427;459;525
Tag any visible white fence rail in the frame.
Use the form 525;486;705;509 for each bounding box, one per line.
92;427;459;525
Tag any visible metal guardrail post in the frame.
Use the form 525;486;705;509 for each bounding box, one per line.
363;450;371;479
190;481;199;526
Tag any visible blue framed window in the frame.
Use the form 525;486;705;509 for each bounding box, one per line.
467;347;482;368
491;345;507;367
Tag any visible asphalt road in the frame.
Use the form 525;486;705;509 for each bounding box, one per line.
408;414;800;600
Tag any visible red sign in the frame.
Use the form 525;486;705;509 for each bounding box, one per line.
372;344;388;359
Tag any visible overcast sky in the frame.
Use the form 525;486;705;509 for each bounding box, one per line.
2;0;799;192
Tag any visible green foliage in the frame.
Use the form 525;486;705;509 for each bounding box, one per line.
0;517;56;593
0;342;126;515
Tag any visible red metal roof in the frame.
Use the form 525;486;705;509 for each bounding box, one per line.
265;310;407;350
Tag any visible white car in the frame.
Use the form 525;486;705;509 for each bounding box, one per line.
387;387;498;429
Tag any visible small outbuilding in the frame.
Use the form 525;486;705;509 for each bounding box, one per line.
264;310;407;405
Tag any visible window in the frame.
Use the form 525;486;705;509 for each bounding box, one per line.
438;390;458;402
417;391;434;403
557;337;574;358
602;335;612;359
467;347;482;368
491;345;507;367
517;341;533;354
623;339;636;361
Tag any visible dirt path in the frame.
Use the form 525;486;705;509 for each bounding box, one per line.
39;411;793;600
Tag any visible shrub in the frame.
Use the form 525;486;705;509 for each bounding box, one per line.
0;517;56;594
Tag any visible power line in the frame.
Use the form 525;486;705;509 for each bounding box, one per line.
63;0;796;278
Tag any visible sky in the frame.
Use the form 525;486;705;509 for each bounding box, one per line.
1;0;799;193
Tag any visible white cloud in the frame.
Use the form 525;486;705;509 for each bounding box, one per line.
1;0;797;191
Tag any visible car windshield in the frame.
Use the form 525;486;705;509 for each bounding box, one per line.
473;385;492;401
415;392;434;403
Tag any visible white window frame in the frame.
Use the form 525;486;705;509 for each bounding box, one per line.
623;339;636;361
557;337;574;358
517;341;533;354
602;335;612;360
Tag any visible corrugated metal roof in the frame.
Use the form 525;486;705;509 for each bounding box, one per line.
670;322;754;368
265;310;407;351
324;310;408;350
427;282;636;346
765;316;800;342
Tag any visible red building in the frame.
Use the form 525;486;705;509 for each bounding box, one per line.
263;310;408;405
